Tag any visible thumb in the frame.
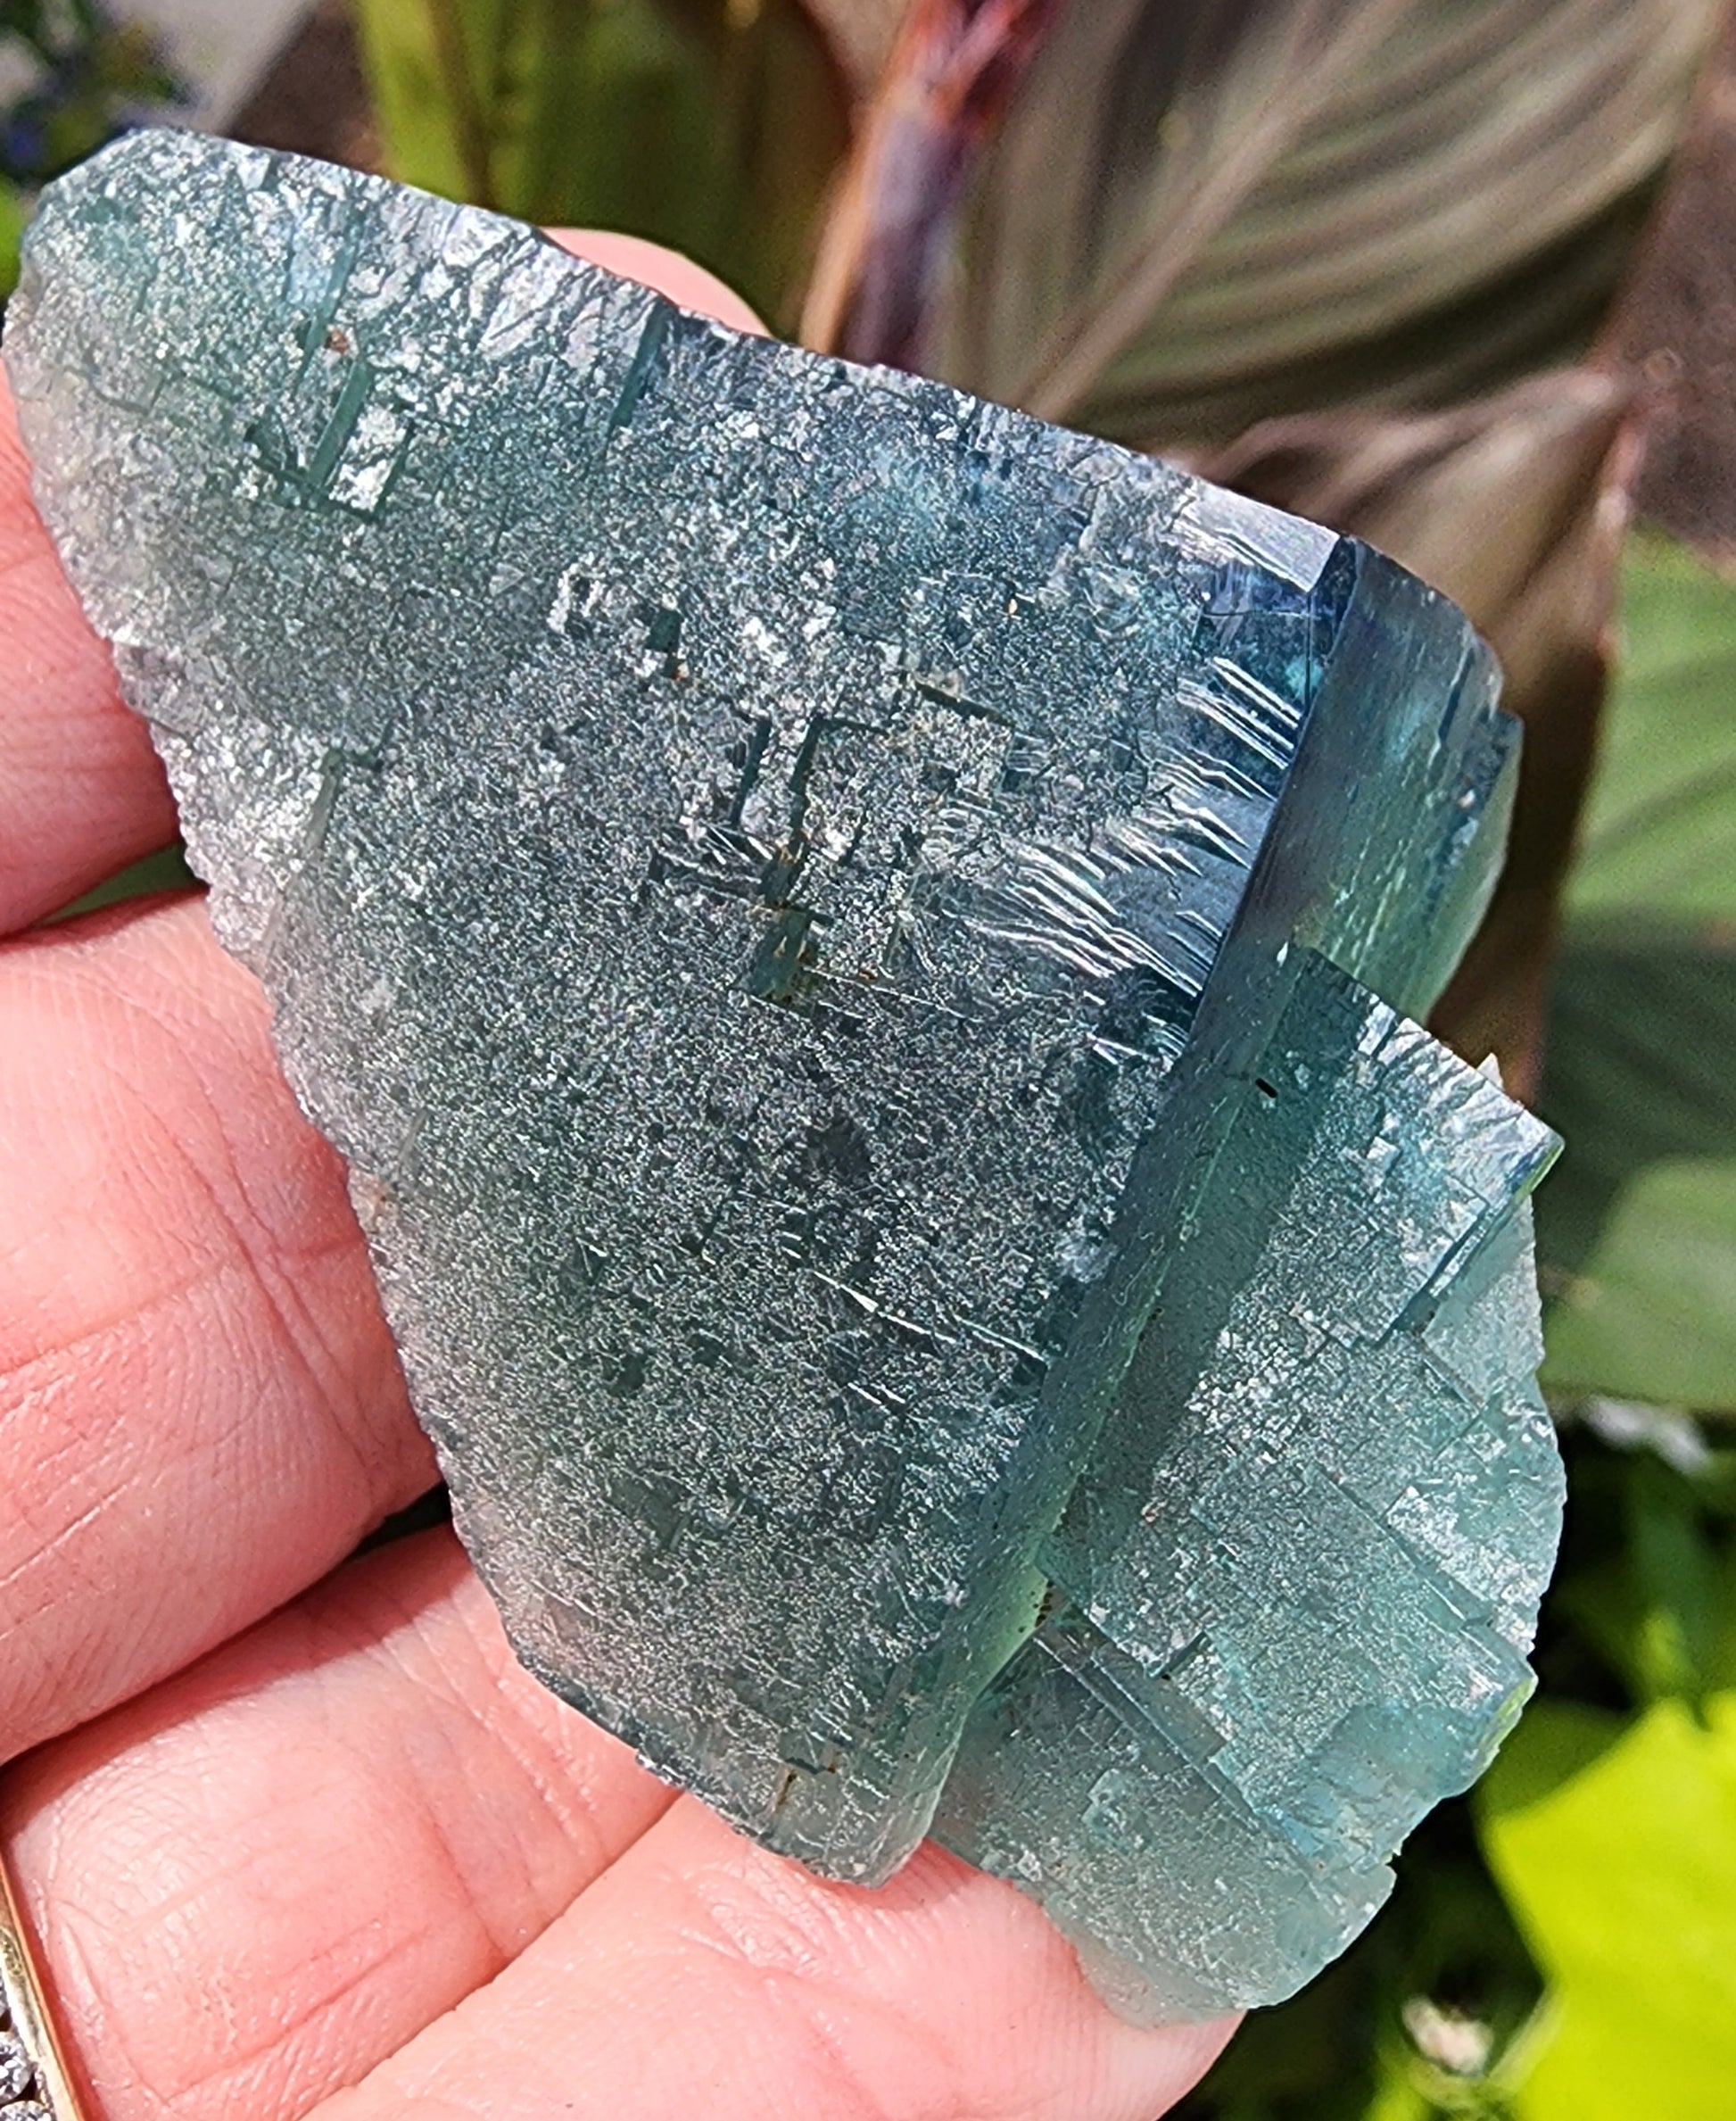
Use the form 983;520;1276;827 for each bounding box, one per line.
544;229;768;336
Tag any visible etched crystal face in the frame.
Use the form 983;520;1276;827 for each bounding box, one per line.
5;129;1563;2020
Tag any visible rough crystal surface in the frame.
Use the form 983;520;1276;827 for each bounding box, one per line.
937;949;1560;2018
4;130;1564;2017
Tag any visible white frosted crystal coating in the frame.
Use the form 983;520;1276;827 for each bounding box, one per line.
4;129;1563;2018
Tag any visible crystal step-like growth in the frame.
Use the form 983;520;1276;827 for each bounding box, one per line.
938;949;1561;2019
4;129;1563;2017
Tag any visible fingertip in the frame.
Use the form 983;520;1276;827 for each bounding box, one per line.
544;229;769;337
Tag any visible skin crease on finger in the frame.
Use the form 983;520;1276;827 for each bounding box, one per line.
1;1534;679;2121
0;230;1236;2117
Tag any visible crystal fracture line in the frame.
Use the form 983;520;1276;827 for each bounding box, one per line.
4;129;1563;2018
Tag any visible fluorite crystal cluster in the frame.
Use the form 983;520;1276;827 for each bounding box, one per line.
5;131;1565;2022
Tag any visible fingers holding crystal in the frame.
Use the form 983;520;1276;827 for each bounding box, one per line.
0;1531;674;2121
2;120;1565;2085
0;1181;1236;2121
0;894;434;1765
2;1519;1222;2121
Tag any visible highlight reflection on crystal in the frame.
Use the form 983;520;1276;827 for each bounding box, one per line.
4;129;1564;2020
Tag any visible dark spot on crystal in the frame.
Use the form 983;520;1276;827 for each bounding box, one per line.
607;1346;649;1397
748;903;819;1002
641;601;682;656
805;1110;872;1189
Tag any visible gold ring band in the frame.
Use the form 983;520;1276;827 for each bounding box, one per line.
0;1848;84;2120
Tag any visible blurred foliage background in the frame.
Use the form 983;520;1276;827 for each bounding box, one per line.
0;2;183;284
10;1;1736;2113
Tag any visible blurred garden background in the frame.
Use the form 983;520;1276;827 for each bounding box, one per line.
8;2;1736;2115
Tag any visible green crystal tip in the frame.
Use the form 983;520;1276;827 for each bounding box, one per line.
4;128;1565;2023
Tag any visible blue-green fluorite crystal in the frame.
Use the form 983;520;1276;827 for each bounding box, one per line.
939;951;1558;2019
4;130;1564;2021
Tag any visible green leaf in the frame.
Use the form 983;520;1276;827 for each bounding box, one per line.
1625;1459;1729;1698
1538;928;1736;1272
1544;1156;1736;1409
1534;536;1736;1409
1569;529;1736;924
1477;1694;1736;2119
1554;1452;1732;1703
810;0;1718;443
0;177;27;299
353;0;850;329
1360;2076;1434;2121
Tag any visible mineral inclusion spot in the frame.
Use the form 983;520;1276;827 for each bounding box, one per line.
5;131;1566;2023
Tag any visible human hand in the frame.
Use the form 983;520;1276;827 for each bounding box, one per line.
0;232;1236;2121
